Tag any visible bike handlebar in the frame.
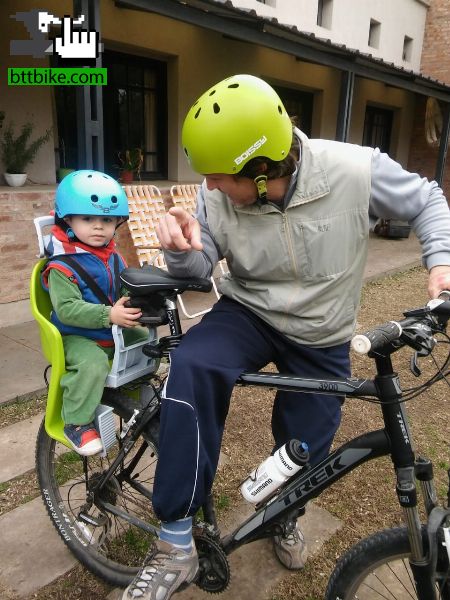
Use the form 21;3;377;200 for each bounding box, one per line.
351;295;450;356
352;321;403;355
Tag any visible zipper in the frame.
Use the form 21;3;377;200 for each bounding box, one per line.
104;259;114;305
282;213;299;278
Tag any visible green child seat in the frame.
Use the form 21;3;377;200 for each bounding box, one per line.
30;216;159;446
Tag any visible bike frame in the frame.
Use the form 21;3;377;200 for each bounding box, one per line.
94;295;443;597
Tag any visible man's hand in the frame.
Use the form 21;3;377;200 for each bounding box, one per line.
110;296;142;327
428;265;450;298
156;207;203;252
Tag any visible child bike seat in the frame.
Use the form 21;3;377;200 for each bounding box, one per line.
30;217;159;445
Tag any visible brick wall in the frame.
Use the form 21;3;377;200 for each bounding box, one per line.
0;190;55;304
0;188;154;305
407;0;450;197
420;0;450;84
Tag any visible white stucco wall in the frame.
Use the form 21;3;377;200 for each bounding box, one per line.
231;0;429;71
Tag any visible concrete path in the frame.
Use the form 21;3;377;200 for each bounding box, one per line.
0;496;77;597
0;413;43;483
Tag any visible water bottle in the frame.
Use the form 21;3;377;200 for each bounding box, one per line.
240;439;309;504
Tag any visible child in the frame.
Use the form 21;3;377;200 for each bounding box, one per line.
42;170;143;456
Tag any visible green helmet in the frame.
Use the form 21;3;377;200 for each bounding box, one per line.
182;74;292;175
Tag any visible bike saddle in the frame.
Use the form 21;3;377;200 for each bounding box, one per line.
121;265;213;295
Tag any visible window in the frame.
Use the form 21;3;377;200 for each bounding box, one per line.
362;106;393;153
102;50;167;180
368;19;381;49
317;0;333;29
403;36;413;62
273;85;314;137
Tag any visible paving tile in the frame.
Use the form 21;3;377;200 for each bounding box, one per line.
0;413;43;483
0;496;76;598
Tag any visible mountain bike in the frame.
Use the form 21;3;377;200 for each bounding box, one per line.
34;263;450;599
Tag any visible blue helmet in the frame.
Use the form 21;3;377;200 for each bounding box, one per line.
55;170;129;219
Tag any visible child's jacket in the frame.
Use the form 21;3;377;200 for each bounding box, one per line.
41;225;127;343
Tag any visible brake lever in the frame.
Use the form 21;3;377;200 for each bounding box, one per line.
410;347;432;377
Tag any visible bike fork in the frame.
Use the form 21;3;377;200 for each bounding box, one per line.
398;464;439;598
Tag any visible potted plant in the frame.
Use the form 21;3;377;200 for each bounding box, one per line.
56;138;75;182
1;120;52;187
116;148;143;183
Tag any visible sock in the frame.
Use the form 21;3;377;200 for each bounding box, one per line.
159;517;193;552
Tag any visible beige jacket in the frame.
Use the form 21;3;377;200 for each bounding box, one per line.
204;131;373;346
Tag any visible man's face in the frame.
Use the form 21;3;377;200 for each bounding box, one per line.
205;174;257;207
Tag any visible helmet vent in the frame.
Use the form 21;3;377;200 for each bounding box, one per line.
91;195;99;203
228;83;239;89
213;103;220;114
209;90;216;96
278;105;283;114
88;174;93;178
111;196;118;203
194;108;201;119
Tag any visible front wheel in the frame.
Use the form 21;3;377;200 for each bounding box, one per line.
35;413;160;588
325;527;450;599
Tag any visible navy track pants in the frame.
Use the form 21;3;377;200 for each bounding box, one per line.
152;296;350;522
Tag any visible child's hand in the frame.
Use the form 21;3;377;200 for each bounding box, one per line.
110;297;142;327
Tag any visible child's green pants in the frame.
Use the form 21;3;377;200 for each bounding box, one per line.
61;328;148;425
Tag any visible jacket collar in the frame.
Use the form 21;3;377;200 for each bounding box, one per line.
48;225;116;262
289;128;330;207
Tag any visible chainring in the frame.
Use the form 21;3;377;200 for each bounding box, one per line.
194;533;230;593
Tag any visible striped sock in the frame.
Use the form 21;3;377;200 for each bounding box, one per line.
159;517;193;552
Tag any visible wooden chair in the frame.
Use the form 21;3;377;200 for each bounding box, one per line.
123;184;214;319
123;184;166;269
169;184;200;214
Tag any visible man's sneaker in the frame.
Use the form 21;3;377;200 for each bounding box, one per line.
122;539;199;600
63;423;103;456
273;522;308;570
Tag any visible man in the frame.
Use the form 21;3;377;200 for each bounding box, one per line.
122;74;450;600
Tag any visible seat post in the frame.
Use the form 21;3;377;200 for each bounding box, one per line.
165;297;182;335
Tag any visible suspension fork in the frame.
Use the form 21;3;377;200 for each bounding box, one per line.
375;356;437;597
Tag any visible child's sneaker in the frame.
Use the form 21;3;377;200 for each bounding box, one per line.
64;422;103;456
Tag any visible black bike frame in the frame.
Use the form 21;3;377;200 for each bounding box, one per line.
221;356;417;555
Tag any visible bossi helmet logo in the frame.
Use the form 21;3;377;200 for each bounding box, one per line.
10;9;102;63
234;136;268;167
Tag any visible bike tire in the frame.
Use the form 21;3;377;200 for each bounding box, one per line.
36;409;160;588
325;526;450;599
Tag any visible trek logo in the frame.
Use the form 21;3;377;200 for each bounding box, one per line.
234;136;267;166
279;448;371;507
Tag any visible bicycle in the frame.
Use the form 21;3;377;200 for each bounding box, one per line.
32;257;450;599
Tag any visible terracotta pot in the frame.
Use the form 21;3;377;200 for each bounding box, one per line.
121;170;134;184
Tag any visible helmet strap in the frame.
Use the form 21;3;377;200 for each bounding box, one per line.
66;227;75;240
254;174;268;204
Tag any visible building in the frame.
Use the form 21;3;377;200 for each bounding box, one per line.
1;0;449;323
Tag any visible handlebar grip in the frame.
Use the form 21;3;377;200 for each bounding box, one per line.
352;321;403;355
